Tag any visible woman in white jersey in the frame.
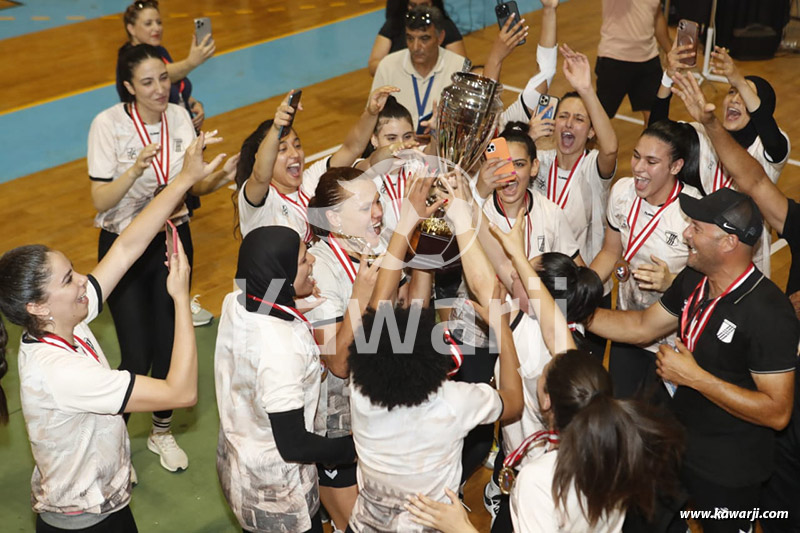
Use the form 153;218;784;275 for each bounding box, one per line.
409;350;684;533
652;42;789;276
0;139;220;532
215;226;357;533
88;44;236;472
590;120;702;399
234;86;399;240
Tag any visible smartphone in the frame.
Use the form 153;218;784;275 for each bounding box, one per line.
485;137;515;182
495;1;526;46
165;219;178;268
676;19;700;67
194;17;212;44
278;89;302;139
534;94;560;120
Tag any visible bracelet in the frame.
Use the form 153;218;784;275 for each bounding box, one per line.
661;71;674;88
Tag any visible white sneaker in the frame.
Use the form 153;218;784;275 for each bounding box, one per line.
130;464;138;486
484;478;502;526
147;431;189;472
190;295;213;327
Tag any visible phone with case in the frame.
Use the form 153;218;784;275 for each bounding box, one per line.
165;219;178;268
495;1;526;46
279;90;302;139
194;17;212;44
676;19;700;67
534;94;560;120
485;137;515;182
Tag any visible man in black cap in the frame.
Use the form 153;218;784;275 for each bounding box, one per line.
671;70;800;532
587;187;798;533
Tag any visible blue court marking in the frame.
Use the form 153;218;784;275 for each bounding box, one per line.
0;1;125;40
0;0;546;183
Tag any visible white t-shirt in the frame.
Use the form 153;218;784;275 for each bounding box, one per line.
348;380;503;532
18;276;134;516
510;450;626;533
535;149;613;267
238;157;329;239
692;122;791;276
482;189;581;261
214;289;323;533
607;178;701;352
87;103;196;233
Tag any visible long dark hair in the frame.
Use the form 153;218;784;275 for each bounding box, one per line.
536;253;603;326
307;167;366;238
232;119;276;239
544;350;684;526
0;245;54;425
117;43;163;104
643;120;701;191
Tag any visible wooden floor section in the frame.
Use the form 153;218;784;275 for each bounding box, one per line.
0;0;798;531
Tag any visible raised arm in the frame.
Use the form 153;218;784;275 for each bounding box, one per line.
483;14;529;82
588;302;678;346
671;71;788;232
650;40;694;125
560;45;618;178
243;92;298;205
165;34;215;83
329;86;400;167
91;134;224;299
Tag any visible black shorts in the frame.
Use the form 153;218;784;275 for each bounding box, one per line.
595;55;662;116
317;461;357;488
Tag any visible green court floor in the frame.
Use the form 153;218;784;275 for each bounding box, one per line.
0;310;242;532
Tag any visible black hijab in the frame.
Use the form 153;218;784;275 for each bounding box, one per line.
729;75;776;149
236;226;300;320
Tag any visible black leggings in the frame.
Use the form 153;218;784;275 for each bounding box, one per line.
98;224;193;420
36;506;137;532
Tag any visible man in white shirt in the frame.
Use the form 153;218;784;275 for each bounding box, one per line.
371;5;469;134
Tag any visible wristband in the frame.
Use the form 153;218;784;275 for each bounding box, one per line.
661;71;674;88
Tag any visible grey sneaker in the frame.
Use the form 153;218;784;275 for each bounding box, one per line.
190;295;213;327
147;431;189;472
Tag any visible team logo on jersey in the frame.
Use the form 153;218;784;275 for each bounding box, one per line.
538;236;545;252
665;231;679;247
324;469;338;479
127;148;138;160
174;138;183;152
282;205;289;216
716;319;737;343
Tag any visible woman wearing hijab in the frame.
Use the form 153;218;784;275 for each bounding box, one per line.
651;42;789;276
214;226;356;533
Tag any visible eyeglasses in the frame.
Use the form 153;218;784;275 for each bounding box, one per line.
405;11;433;26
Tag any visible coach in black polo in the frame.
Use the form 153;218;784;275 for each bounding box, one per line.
588;188;798;533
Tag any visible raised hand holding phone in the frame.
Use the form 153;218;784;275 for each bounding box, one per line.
278;90;303;139
165;219;178;269
165;223;191;302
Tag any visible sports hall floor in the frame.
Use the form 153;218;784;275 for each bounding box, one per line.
0;0;798;530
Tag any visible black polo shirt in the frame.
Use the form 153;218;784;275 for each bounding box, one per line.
660;266;799;487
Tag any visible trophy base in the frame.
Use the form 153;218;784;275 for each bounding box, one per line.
406;227;461;271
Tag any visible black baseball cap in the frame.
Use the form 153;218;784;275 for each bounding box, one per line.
679;188;762;246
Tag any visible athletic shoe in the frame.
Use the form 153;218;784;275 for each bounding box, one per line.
147;431;189;472
191;295;213;327
484;478;502;526
130;465;138;486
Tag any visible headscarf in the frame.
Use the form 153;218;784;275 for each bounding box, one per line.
729;75;776;149
236;226;300;320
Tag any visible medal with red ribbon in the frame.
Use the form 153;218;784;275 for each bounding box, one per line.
614;179;683;282
39;333;101;364
713;162;732;192
271;185;313;243
499;429;561;494
547;151;586;210
496;191;533;258
246;293;314;330
680;263;755;352
130;102;170;191
327;234;358;284
444;328;464;377
382;167;407;222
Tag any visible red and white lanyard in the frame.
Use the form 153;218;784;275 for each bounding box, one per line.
382;167;408;222
680;263;755;351
246;293;313;331
497;191;533;257
131;102;170;188
327;234;358;284
271;185;312;243
547;151;586;210
504;429;560;469
622;180;683;263
444;329;464;377
39;333;101;364
713;162;733;192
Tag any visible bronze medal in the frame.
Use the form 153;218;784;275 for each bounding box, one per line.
613;260;631;282
499;466;516;495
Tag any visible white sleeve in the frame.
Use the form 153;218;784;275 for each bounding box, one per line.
510;459;557;533
500;96;532;130
304;256;347;325
445;381;503;431
87;111;118;180
302;156;330;199
258;328;309;413
46;356;133;415
552;206;581;259
237;180;266;237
